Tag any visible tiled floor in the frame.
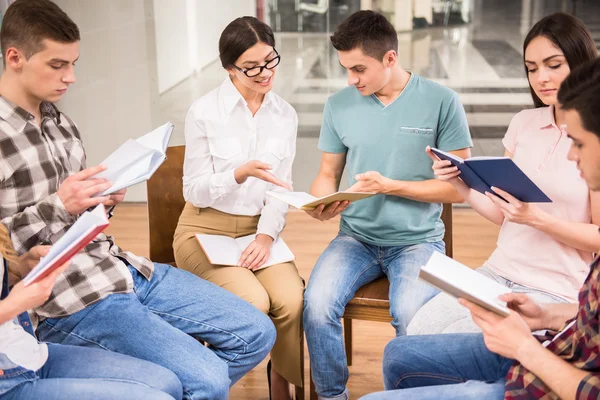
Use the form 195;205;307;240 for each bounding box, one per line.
159;0;600;192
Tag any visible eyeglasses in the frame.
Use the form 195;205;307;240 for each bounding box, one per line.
233;50;281;78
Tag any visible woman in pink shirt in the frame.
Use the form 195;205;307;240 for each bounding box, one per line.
409;12;599;334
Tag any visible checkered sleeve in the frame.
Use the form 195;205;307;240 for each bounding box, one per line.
1;192;76;254
577;374;600;400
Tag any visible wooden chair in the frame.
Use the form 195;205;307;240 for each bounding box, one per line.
309;203;454;400
147;145;305;400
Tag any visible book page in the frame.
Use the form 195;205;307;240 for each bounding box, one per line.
419;252;511;316
304;192;376;210
136;122;174;154
430;147;464;163
266;191;317;209
235;234;295;269
195;234;240;266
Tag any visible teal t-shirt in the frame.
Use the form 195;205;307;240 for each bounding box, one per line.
318;73;472;246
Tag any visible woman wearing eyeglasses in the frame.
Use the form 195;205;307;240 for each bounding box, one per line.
173;16;303;400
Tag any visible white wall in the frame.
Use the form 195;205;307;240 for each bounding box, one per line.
55;0;160;202
153;0;193;93
154;0;257;94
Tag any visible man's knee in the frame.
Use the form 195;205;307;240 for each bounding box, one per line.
195;361;231;400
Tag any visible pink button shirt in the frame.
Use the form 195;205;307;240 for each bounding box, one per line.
484;105;593;302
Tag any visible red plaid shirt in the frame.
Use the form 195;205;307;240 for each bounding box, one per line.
505;257;600;399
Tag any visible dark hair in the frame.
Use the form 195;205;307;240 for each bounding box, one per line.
330;10;398;61
0;0;80;67
558;57;600;138
523;12;597;108
219;16;275;69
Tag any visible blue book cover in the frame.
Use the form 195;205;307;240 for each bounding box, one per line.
430;148;552;203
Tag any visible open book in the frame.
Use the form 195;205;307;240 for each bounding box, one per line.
430;147;551;203
23;204;109;286
93;122;174;196
266;191;376;210
195;234;295;269
418;251;512;316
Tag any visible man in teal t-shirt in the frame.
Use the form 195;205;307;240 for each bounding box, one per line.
302;11;473;400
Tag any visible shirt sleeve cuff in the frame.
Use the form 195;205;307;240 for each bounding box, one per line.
47;193;77;226
220;169;242;192
577;374;600;399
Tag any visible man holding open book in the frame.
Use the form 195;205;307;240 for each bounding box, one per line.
360;56;600;400
0;2;275;399
301;11;473;400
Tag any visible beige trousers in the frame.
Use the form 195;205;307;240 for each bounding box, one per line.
173;204;304;387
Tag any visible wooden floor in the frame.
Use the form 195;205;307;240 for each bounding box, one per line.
106;204;500;400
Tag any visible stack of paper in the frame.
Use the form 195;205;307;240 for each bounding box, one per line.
266;191;376;210
419;251;512;316
23;204;109;286
93;122;174;196
195;234;295;270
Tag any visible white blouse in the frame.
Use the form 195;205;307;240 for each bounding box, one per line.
0;259;48;372
182;77;297;240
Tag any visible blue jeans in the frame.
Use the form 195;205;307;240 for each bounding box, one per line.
303;232;444;398
1;343;181;399
37;263;276;400
359;334;513;400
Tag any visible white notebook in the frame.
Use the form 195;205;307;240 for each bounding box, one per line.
418;251;512;316
93;122;174;196
266;191;376;210
23;205;109;286
195;234;295;269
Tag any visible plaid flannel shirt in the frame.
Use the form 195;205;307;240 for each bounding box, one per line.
505;257;600;399
0;97;153;319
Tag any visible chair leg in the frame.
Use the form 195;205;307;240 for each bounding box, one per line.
295;333;305;400
295;383;304;400
343;318;353;367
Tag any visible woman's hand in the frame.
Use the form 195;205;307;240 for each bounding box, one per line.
425;146;461;184
486;187;544;226
3;261;70;319
234;161;292;190
238;234;274;271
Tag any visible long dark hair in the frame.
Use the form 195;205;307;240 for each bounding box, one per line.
218;17;275;70
523;12;598;108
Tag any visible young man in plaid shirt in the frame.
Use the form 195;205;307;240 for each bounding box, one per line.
0;1;275;399
360;57;600;400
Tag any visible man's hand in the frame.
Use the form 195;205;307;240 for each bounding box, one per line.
234;161;293;190
103;188;127;208
347;171;390;194
238;234;273;271
304;201;349;221
57;165;112;215
499;293;549;332
460;298;539;360
3;261;70;316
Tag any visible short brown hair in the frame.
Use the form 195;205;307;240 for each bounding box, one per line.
330;10;398;61
558;57;600;138
219;17;275;69
0;0;80;66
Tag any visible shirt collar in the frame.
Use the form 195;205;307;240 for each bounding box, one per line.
539;105;556;129
0;97;60;133
220;77;280;115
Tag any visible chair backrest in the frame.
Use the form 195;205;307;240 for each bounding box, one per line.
441;203;453;258
147;145;186;264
